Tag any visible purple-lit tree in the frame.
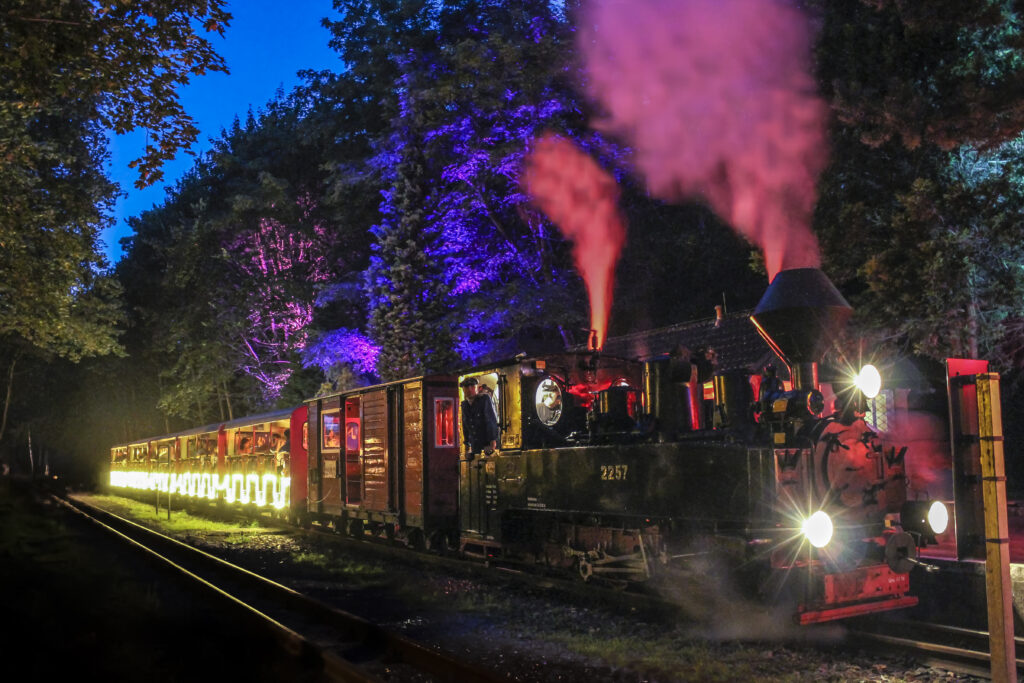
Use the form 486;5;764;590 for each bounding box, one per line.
420;5;630;361
119;91;368;423
365;69;459;380
318;1;604;372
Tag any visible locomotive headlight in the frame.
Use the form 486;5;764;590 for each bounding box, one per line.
801;511;834;548
854;364;882;399
901;500;950;542
927;500;949;535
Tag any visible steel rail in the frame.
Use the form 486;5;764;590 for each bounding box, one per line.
58;494;510;683
848;618;1024;680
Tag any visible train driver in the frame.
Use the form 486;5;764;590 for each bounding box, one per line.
460;377;498;458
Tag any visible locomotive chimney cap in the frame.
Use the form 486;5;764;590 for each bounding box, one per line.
750;267;852;365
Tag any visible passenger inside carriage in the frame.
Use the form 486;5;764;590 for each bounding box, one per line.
271;431;289;475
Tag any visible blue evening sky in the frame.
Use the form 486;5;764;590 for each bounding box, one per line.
103;0;341;264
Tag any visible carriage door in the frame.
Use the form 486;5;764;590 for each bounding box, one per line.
460;455;495;538
459;373;501;540
344;397;362;505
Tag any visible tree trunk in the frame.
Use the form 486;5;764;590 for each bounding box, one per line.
0;352;20;445
222;379;234;421
967;263;979;359
156;374;170;433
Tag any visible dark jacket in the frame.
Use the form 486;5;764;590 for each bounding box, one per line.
462;394;499;454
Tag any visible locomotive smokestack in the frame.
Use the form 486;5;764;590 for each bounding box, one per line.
749;268;852;391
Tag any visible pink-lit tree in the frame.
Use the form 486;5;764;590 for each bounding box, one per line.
224;197;337;403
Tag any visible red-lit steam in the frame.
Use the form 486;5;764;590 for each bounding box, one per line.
578;0;828;280
883;411;953;501
522;134;626;349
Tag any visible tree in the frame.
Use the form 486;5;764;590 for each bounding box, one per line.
813;1;1024;370
855;141;1024;368
0;1;230;449
366;121;458;380
2;0;232;187
816;0;1024;152
115;88;369;424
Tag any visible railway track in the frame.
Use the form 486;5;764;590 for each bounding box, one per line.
84;492;1017;681
56;494;510;683
848;616;1024;679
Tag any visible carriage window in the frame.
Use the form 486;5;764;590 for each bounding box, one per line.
235;432;255;455
322;412;341;449
345;399;361;453
344;397;362;505
434;398;455;447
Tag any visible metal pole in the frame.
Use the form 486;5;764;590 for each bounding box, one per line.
976;373;1015;683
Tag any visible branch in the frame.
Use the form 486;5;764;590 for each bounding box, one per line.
7;15;85;26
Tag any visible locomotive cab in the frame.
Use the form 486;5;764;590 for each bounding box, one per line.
459;353;645;456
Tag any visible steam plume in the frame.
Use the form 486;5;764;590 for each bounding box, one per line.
579;0;828;280
522;134;626;349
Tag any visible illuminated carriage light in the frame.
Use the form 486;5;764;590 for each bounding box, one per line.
227;474;244;504
927;501;949;535
109;467;290;509
854;364;882;399
245;474;260;505
801;511;834;549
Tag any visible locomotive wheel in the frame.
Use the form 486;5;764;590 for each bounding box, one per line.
577;557;594;582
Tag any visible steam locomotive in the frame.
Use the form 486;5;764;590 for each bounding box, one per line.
108;268;949;624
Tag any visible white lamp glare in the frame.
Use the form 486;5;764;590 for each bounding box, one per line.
927;501;949;535
802;510;833;548
855;364;882;399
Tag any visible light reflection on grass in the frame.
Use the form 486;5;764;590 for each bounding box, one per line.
83;492;389;584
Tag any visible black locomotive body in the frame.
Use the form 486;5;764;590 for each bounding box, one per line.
456;269;930;623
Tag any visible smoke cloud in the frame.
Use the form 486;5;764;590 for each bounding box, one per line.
579;0;828;280
522;134;627;349
884;410;952;501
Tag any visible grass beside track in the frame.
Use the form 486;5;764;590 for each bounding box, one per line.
0;479;321;681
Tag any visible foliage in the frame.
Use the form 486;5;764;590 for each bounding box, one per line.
816;0;1024;152
813;1;1024;371
115;90;367;425
366;121;458;379
854;141;1024;367
2;0;232;187
0;0;232;452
